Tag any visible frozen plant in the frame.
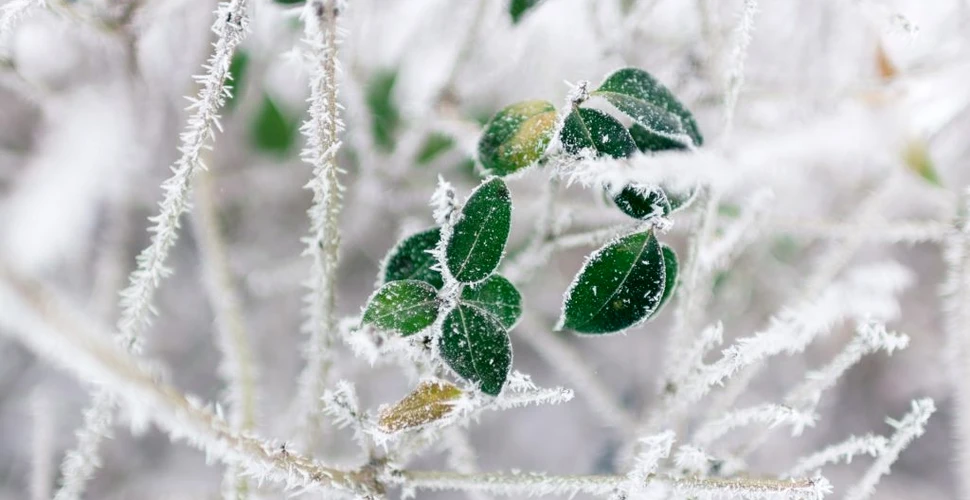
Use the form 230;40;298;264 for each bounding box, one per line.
0;0;965;499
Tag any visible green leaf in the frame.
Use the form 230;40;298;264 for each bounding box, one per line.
629;122;688;153
478;100;556;176
445;178;512;283
593;67;703;146
509;0;544;23
656;244;678;312
382;228;444;289
367;70;401;153
251;94;298;155
362;280;440;336
611;124;696;219
559;230;667;334
416;133;456;165
612;185;671;220
903;139;942;187
439;303;512;396
460;275;522;329
226;51;249;111
560;107;637;159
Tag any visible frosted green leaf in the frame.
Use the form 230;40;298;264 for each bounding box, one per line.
629;121;688;154
251;94;298;155
445;178;512;284
439;303;512;396
460;275;522;328
560;108;638;159
478;100;556;176
383;227;443;289
362;280;440;336
416;133;455;165
510;0;544;24
611;124;697;218
367;69;401;153
560;230;666;334
655;244;678;313
593;67;704;146
612;185;671;220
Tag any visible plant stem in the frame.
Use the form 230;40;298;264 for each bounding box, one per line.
294;0;345;446
191;168;258;499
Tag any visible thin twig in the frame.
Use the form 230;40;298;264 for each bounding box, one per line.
191;168;259;499
293;0;346;445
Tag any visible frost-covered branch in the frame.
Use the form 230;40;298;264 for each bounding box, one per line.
0;266;378;497
700;189;772;271
942;188;970;500
657;188;721;411
191;168;259;499
785;322;908;409
843;398;935;500
394;469;830;499
693;403;817;447
322;380;374;455
0;0;45;59
293;0;347;442
646;262;910;433
117;0;250;353
53;392;115;500
722;0;759;137
30;390;54;500
52;3;251;498
613;431;675;500
761;218;950;244
785;434;888;478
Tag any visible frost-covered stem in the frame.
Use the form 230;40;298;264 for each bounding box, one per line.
612;431;675;500
53;392;115;500
53;3;250;497
761;218;949;243
192;169;258;432
736;322;908;459
786;323;908;409
802;178;897;298
706;180;899;417
0;0;45;58
645;262;909;434
722;0;758;138
942;188;970;500
322;381;374;457
191;168;258;499
844;398;935;500
88;198;133;321
700;189;772;271
655;188;720;413
692;403;817;446
519;313;637;435
117;0;250;354
437;0;486;100
30;391;54;500
0;267;378;497
784;434;888;478
293;0;345;443
395;470;829;499
442;428;493;500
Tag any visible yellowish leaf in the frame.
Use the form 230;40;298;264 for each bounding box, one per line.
378;380;462;433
